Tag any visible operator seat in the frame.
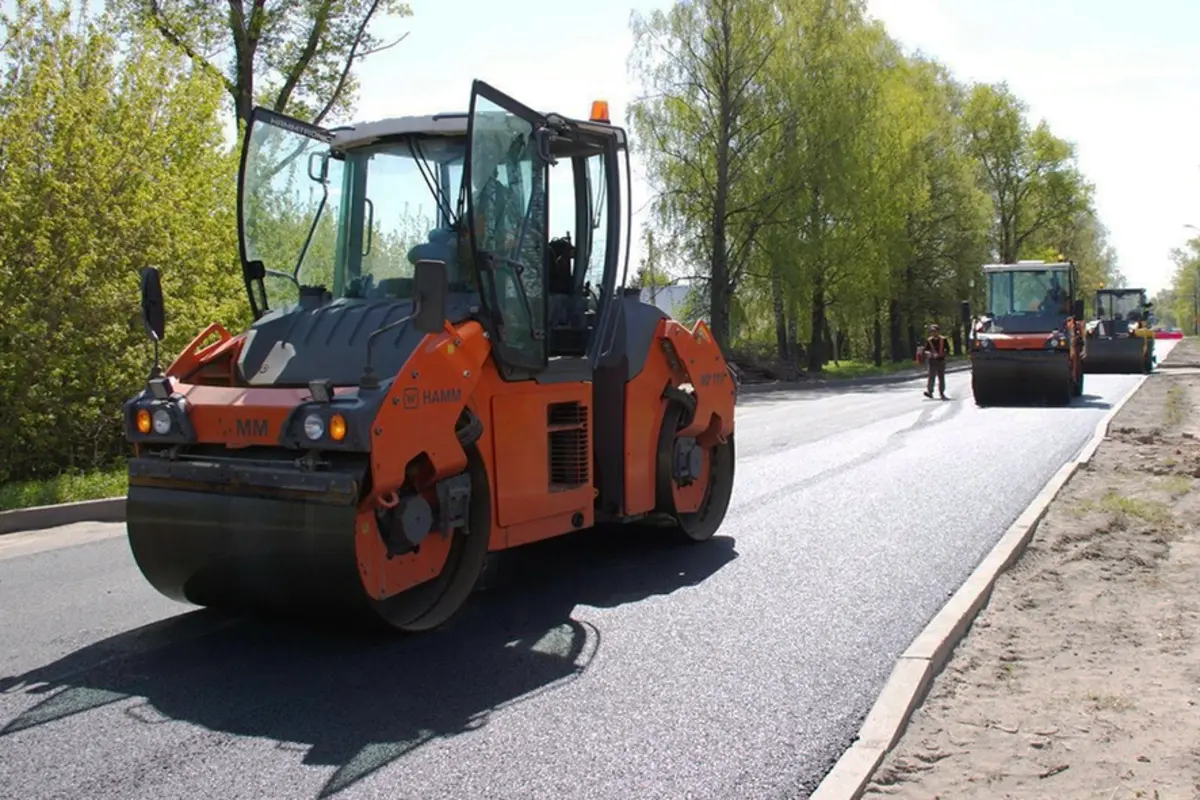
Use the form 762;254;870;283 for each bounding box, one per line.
546;233;588;356
406;228;460;276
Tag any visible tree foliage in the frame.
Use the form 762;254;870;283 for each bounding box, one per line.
0;0;241;482
629;0;789;353
628;0;1119;369
110;0;413;125
1165;237;1200;334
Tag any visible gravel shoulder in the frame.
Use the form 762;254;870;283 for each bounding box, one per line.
865;338;1200;799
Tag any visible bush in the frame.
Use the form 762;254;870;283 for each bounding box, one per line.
0;1;247;482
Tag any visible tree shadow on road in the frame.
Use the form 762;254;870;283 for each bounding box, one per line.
0;526;738;798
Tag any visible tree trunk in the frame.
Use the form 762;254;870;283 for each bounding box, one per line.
807;273;826;372
772;267;789;361
888;297;903;362
872;302;883;366
788;314;800;365
708;28;733;356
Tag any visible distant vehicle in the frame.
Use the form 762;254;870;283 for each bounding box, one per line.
1083;287;1155;373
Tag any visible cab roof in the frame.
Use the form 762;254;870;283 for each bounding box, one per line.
329;113;467;149
328;109;628;151
981;261;1073;273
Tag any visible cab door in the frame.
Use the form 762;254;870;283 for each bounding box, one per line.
464;80;551;376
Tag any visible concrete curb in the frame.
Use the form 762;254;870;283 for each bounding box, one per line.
0;497;126;536
737;361;971;397
808;368;1156;800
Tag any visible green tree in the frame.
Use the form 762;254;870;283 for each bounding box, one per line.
628;0;1118;375
759;0;897;370
1025;207;1121;294
963;82;1092;264
1167;236;1200;334
628;229;675;292
110;0;412;125
628;0;791;354
0;0;242;482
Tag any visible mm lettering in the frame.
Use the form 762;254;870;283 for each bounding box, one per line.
699;371;727;387
235;418;270;438
421;388;461;406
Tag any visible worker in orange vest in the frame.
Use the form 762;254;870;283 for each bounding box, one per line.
921;324;950;400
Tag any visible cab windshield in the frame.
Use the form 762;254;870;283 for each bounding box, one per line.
1097;291;1146;322
240;117;468;312
988;268;1071;316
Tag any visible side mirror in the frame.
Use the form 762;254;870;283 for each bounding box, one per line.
413;259;448;334
959;300;971;325
1073;298;1085;320
139;266;165;342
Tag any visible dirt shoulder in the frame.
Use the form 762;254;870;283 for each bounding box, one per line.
866;338;1200;799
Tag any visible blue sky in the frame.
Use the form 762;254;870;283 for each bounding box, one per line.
347;0;1200;296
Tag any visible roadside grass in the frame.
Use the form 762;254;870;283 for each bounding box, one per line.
1097;489;1172;525
1071;489;1173;526
1158;474;1194;498
1165;383;1186;427
0;467;127;512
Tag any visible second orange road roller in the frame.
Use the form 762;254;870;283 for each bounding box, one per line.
121;80;738;632
961;259;1087;406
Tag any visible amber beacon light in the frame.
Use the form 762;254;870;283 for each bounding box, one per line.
590;100;610;123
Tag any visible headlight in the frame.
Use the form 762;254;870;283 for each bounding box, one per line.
303;413;324;441
152;408;172;435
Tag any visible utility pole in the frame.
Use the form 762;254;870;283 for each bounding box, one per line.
1186;225;1200;335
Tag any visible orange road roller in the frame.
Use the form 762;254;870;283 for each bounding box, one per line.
121;80;738;632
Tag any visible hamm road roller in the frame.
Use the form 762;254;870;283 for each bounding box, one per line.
960;259;1086;406
1083;287;1156;374
121;80;737;632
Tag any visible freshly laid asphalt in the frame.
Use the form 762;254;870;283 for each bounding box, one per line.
0;343;1174;800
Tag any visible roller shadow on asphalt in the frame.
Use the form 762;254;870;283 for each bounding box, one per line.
971;392;1113;410
0;526;737;799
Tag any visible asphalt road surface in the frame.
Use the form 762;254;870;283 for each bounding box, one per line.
0;342;1176;800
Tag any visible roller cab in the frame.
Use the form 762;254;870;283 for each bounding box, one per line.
122;81;737;632
1083;287;1156;374
961;260;1086;406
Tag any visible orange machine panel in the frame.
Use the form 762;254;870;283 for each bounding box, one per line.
621;318;737;517
167;323;240;384
659;320;736;445
355;508;454;601
991;333;1051;350
355;321;492;602
181;384;311;446
368;321;491;497
490;382;594;531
